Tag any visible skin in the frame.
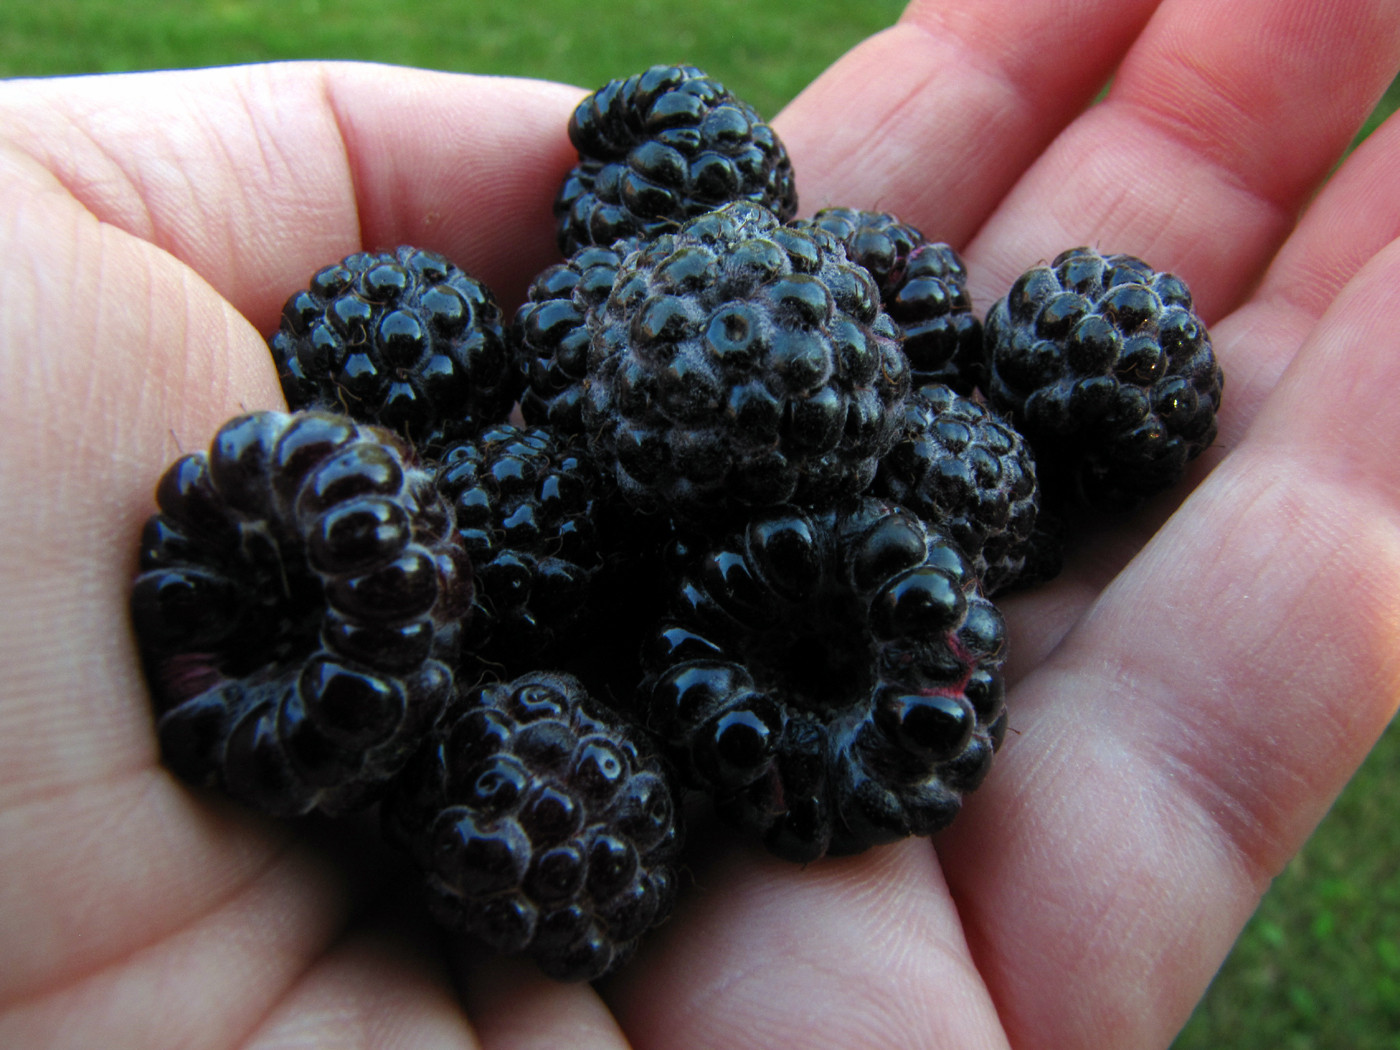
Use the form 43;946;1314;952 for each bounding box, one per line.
2;0;1400;1046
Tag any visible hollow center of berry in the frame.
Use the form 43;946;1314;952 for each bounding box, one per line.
221;528;328;679
742;592;875;718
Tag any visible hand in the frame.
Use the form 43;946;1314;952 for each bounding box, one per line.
2;1;1398;1047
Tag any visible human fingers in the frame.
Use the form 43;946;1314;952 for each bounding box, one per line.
935;232;1400;1049
0;807;363;1048
961;0;1400;319
604;827;1009;1050
0;62;583;333
776;0;1165;241
237;887;479;1050
1206;111;1400;443
457;952;631;1050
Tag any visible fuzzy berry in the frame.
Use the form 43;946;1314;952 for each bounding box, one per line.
584;201;910;521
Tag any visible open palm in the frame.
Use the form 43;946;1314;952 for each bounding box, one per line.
3;1;1400;1047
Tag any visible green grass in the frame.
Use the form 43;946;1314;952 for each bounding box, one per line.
3;4;1400;1047
1355;77;1400;149
1173;719;1400;1050
0;0;905;118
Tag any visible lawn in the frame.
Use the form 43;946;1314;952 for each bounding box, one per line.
1176;723;1400;1049
3;3;1399;1047
0;0;905;119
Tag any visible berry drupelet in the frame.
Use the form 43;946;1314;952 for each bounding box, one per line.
873;383;1040;595
130;409;473;817
269;246;520;454
382;671;683;982
640;496;1008;863
555;64;798;255
434;423;607;673
792;209;983;392
513;237;642;436
790;207;926;296
885;242;985;393
982;246;1224;509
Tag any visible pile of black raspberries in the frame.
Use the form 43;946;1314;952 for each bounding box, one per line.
129;64;1224;981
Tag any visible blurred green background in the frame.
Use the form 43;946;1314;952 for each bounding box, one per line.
0;0;904;118
2;3;1397;1047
